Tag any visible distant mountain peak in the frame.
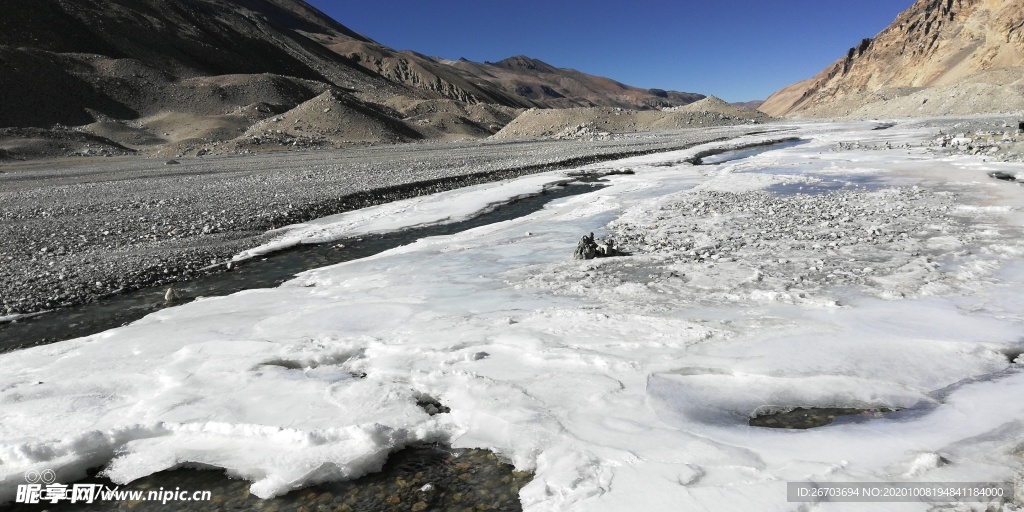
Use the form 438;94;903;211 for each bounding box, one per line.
492;55;559;74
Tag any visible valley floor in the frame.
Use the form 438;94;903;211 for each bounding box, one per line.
0;126;767;320
3;119;1024;511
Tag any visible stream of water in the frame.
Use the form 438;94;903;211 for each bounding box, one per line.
0;182;605;352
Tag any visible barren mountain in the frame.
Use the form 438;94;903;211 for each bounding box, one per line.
447;55;704;109
760;0;1024;117
320;41;535;108
320;41;705;111
0;0;711;161
0;0;404;125
493;96;768;140
0;0;426;158
730;100;764;110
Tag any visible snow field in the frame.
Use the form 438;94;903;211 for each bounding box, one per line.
2;122;1024;510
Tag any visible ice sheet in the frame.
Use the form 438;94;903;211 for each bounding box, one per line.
2;122;1024;510
234;174;571;261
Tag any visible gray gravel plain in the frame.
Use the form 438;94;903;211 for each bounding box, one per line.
0;126;779;316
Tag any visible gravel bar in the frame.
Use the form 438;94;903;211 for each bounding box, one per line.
0;126;778;316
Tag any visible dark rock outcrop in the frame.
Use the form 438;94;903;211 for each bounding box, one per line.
574;232;620;260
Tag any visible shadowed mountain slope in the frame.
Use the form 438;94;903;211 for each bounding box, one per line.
0;0;709;160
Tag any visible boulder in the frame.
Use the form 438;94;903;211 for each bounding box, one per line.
596;238;619;257
573;232;620;260
988;171;1018;182
574;232;598;260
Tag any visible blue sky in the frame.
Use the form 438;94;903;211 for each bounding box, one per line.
306;1;914;102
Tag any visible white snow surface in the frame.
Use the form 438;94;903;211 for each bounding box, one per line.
3;121;1024;510
234;174;571;260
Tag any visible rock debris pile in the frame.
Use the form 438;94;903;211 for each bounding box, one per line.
509;184;1017;308
829;119;1024;163
0;127;136;161
492;99;770;141
611;187;969;296
932;128;1024;157
553;125;612;141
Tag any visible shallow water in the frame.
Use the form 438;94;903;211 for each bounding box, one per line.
0;182;604;352
764;174;887;195
8;445;530;512
698;139;893;195
697;138;808;165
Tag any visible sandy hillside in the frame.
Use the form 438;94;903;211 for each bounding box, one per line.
492;97;770;140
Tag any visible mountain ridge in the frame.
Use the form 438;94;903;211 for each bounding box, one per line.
330;44;706;110
0;0;714;160
760;0;1024;117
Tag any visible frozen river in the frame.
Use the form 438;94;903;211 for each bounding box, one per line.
3;120;1023;511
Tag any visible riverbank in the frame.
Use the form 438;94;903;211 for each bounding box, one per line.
3;120;1024;510
0;126;775;317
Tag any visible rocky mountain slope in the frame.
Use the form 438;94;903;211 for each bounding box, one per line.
760;0;1024;118
271;38;706;111
493;97;769;140
447;55;704;109
730;100;764;110
0;0;710;161
0;0;424;158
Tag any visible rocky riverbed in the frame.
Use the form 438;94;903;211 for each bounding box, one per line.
610;186;971;302
507;121;1024;314
510;181;997;311
0;126;771;317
